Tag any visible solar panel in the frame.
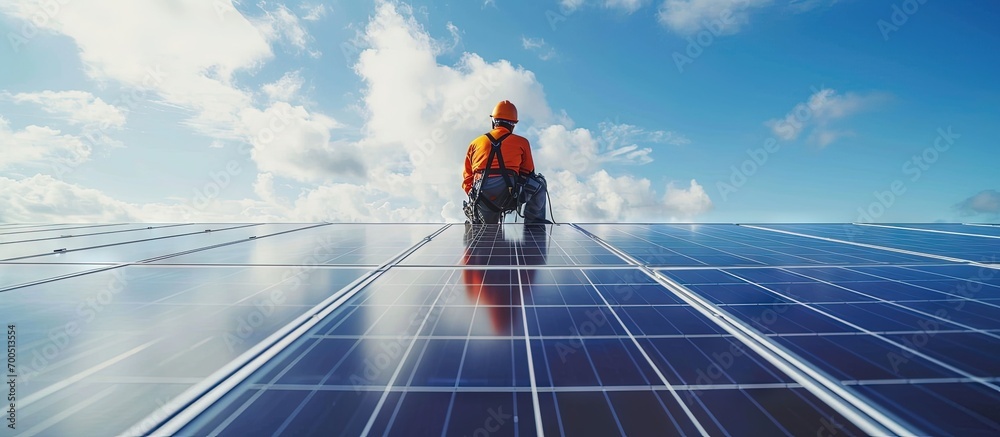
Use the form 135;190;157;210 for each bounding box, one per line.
0;223;996;436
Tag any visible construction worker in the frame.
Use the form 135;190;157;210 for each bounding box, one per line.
462;100;549;224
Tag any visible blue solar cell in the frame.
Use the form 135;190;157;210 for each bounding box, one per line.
640;337;793;385
37;223;988;436
457;339;530;387
854;383;1000;436
684;388;867;437
274;389;384;436
780;335;959;381
882;333;1000;377
551;391;625;436
444;392;535;437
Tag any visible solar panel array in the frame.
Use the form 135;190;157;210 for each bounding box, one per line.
0;222;997;436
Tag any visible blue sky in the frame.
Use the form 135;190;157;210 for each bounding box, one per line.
0;0;997;223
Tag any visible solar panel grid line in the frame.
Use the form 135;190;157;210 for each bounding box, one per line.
647;271;915;436
0;263;129;293
782;268;1000;342
18;385;119;437
742;224;976;265
631;226;837;266
358;270;460;436
0;223;129;236
0;223;195;245
515;239;547;437
722;270;1000;393
139;224;451;436
135;223;325;264
21;339;159;408
578;270;712;436
840;267;1000;313
570;225;915;435
1;223;265;262
856;223;1000;240
704;227;920;266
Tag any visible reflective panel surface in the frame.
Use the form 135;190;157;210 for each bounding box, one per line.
1;223;995;436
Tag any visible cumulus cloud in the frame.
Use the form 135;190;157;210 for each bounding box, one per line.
2;90;127;129
955;190;1000;217
657;0;772;35
261;71;305;101
256;3;313;54
765;88;879;147
0;174;131;222
0;0;712;223
0;118;91;170
548;171;711;221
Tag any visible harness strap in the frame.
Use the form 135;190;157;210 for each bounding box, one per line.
482;132;515;191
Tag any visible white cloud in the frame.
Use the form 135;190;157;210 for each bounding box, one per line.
0;174;131;222
561;0;647;14
535;124;651;173
765;88;877;147
955;190;1000;216
788;0;840;13
605;0;648;14
0;0;713;223
239;102;360;183
2;90;127;129
261;71;304;101
0;118;91;170
521;36;556;61
560;0;587;12
256;4;312;54
657;0;772;35
301;3;327;21
548;171;712;221
0;174;281;222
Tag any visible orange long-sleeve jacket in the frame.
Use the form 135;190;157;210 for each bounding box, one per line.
462;126;535;194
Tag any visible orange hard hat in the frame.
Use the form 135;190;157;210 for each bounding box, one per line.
491;100;518;122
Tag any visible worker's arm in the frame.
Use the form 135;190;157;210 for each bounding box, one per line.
462;142;476;194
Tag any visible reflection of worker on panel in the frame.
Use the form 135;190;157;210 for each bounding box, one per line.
461;224;549;335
